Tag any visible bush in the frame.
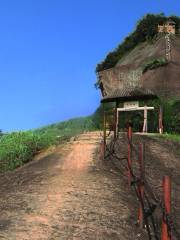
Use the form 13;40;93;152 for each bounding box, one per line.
162;100;180;134
0;116;100;172
142;58;168;73
0;132;42;171
99;99;180;134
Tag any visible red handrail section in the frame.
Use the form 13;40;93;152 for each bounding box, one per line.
100;126;179;240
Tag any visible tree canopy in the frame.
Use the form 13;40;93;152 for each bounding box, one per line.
96;13;180;73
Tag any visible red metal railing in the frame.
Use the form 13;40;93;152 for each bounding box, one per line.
100;126;180;240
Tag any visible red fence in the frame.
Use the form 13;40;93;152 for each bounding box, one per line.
100;127;180;240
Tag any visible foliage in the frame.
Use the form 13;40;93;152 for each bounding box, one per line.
0;130;4;137
36;116;97;137
1;99;179;172
96;13;180;73
157;133;180;143
98;98;180;134
0;131;53;171
91;102;115;129
142;58;168;73
88;99;180;134
162;99;180;134
0;117;98;172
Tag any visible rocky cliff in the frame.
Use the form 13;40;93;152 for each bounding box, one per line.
98;34;180;100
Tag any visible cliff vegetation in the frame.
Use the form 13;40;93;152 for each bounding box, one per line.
96;13;180;73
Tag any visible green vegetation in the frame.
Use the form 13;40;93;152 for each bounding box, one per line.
98;99;180;134
0;116;98;172
36;116;97;137
0;131;54;171
91;102;115;129
156;133;180;142
0;99;179;172
96;13;180;73
142;58;168;73
162;99;180;134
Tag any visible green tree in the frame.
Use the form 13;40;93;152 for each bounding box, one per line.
96;13;180;73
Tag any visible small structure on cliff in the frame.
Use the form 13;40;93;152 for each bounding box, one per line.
101;86;159;136
97;65;163;135
158;19;176;34
97;15;180;139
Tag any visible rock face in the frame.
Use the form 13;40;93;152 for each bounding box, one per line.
98;34;180;100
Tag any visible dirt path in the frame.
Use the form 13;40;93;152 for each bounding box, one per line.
0;132;137;240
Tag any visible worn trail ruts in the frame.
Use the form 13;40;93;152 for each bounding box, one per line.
0;132;137;240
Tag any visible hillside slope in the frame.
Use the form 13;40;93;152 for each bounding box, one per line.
37;116;97;136
0;116;99;172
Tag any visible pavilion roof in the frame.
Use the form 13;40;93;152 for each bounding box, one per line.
101;87;157;103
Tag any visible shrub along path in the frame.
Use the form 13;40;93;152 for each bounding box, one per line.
0;132;138;240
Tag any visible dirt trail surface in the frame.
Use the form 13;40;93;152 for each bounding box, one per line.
0;132;138;240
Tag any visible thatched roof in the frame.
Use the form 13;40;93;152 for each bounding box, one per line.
101;87;157;103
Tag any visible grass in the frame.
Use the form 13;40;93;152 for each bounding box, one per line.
0;131;57;172
0;116;98;172
153;133;180;143
1;107;179;173
155;133;180;142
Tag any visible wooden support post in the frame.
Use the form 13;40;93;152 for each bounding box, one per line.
117;108;119;138
127;126;132;186
103;109;106;159
159;106;164;134
143;106;148;133
161;176;171;240
138;142;145;228
114;101;118;139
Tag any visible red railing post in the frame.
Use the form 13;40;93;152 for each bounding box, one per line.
138;142;145;228
138;184;144;228
127;126;132;186
161;176;171;240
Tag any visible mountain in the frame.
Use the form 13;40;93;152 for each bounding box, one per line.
95;14;180;133
96;14;180;100
98;34;180;99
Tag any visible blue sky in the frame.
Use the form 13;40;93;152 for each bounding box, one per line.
0;0;179;131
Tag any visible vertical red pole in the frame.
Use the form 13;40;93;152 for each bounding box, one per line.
138;184;144;228
161;176;171;240
138;143;145;228
127;126;132;186
128;126;132;141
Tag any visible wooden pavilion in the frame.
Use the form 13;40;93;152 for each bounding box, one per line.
101;87;163;138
